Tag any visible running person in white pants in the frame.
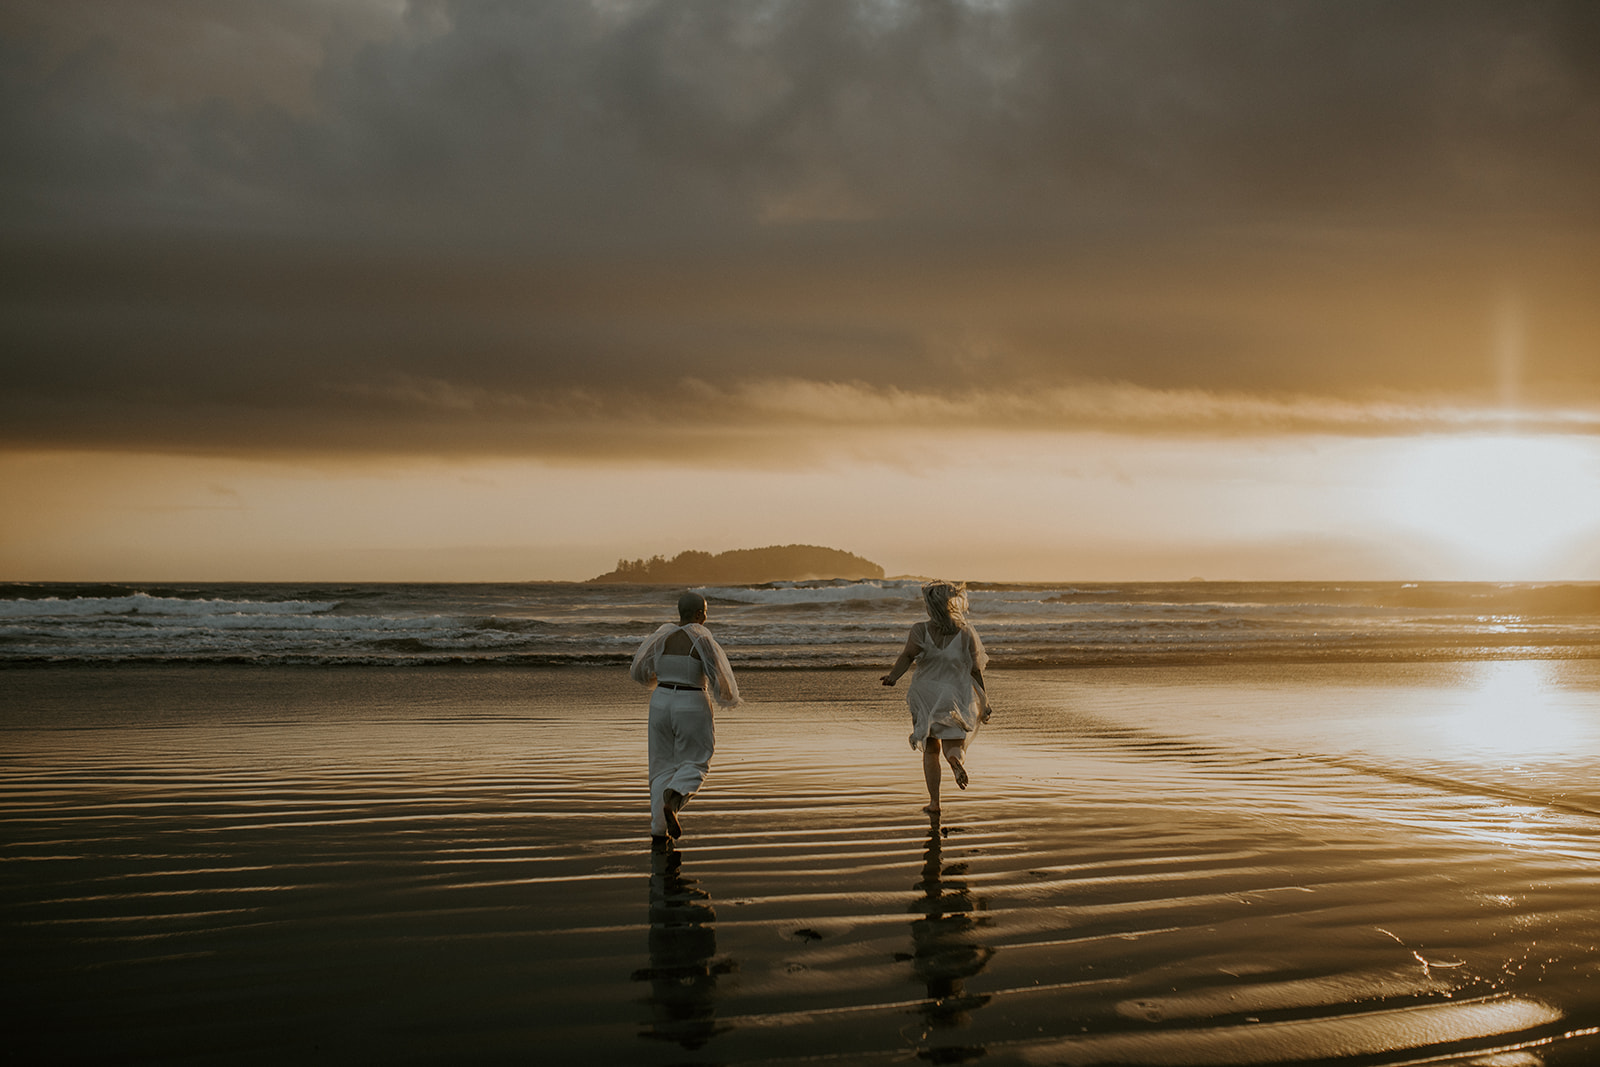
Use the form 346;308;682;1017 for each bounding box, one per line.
630;591;742;847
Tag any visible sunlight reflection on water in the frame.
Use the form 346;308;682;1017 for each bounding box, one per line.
1434;660;1591;762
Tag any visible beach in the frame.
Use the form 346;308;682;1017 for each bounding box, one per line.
7;661;1600;1064
9;3;1600;1058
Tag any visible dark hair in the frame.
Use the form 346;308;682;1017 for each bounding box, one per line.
678;590;708;622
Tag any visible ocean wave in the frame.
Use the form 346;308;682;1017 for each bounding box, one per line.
468;616;547;634
1;611;439;634
697;580;921;606
6;637;1598;670
0;593;340;618
5;580;1599;669
1038;583;1600;615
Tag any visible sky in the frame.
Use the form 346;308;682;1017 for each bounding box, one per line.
4;0;1600;582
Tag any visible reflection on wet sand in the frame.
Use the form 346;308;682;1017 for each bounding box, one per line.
632;847;734;1050
908;819;995;1061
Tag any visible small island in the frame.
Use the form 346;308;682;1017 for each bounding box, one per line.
590;544;885;584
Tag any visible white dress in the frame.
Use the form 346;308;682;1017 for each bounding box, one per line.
906;622;988;751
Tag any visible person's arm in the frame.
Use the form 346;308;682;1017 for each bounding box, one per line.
968;629;992;721
629;623;674;685
689;627;742;708
880;625;921;686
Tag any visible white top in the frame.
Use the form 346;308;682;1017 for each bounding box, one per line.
655;653;705;687
630;622;742;709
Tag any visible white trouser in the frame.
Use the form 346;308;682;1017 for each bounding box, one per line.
648;687;715;836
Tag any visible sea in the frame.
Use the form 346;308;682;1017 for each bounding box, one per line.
3;578;1599;668
9;579;1600;1063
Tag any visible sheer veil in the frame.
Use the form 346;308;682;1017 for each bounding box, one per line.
629;622;743;709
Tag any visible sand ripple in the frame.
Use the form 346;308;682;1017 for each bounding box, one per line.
5;665;1600;1064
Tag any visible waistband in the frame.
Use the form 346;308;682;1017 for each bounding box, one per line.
657;681;704;691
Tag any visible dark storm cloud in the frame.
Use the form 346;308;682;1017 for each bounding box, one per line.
3;0;1599;455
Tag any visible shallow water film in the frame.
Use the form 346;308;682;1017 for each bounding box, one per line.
5;663;1600;1064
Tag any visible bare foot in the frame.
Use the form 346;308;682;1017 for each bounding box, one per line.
663;789;683;839
922;803;940;814
950;761;969;790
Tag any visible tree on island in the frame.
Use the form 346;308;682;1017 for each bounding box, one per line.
591;544;885;584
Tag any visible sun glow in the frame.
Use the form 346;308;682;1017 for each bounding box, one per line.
1385;435;1600;577
1442;661;1592;763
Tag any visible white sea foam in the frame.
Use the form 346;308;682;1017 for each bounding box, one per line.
0;593;338;618
696;580;921;606
3;581;1597;666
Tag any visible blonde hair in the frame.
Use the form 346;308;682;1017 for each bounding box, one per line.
921;580;967;636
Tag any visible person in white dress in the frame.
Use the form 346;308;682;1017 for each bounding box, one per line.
631;591;741;846
881;581;992;814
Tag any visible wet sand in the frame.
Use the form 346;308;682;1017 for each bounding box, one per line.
5;663;1600;1064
